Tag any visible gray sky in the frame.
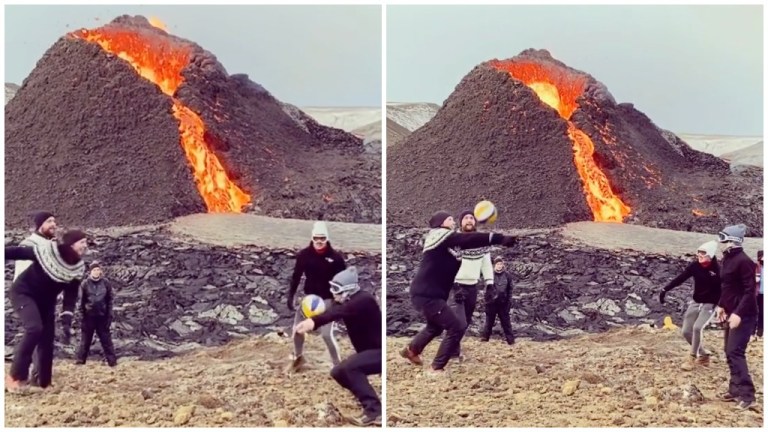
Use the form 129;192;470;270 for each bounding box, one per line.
388;5;763;136
5;5;381;107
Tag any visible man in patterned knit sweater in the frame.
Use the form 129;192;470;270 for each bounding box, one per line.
450;209;494;360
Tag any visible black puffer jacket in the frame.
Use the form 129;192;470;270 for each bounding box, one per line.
718;247;758;317
80;278;113;319
485;270;513;304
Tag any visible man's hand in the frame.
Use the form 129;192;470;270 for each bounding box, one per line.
287;295;296;312
728;313;742;329
658;290;667;305
715;306;727;323
294;318;315;334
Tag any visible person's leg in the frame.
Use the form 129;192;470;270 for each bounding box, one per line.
34;304;57;388
449;285;468;358
95;317;117;366
691;304;716;359
292;308;306;358
430;301;465;370
498;301;515;344
464;284;479;329
330;349;382;422
409;300;446;355
724;315;757;405
9;295;44;383
480;300;497;341
680;303;700;349
75;316;97;364
319;321;342;366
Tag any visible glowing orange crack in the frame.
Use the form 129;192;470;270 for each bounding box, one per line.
70;26;250;212
491;60;631;222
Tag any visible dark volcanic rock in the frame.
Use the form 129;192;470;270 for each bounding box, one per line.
5;15;380;229
387;49;762;237
386;225;711;341
4;228;381;361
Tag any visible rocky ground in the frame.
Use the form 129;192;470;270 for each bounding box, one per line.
5;335;380;427
386;327;764;427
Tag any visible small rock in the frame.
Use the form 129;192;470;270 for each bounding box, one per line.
141;388;154;400
197;393;225;409
91;406;100;417
174;405;196;425
645;395;659;405
273;420;289;427
562;379;581;396
220;412;234;422
534;365;545;374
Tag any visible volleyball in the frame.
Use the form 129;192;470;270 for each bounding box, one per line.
473;200;498;224
300;294;327;318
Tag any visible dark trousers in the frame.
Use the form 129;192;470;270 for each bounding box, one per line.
450;283;479;357
76;315;116;365
10;293;56;388
756;294;764;337
409;298;464;370
481;298;515;343
724;315;757;403
330;349;381;416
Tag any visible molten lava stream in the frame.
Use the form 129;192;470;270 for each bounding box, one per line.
70;27;251;213
491;61;631;222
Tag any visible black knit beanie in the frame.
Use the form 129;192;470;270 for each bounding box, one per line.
62;230;87;247
429;211;451;228
458;209;475;223
33;211;54;230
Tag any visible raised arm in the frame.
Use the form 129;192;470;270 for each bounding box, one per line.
4;246;37;262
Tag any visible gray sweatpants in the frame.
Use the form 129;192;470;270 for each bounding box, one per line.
293;299;341;366
681;302;716;357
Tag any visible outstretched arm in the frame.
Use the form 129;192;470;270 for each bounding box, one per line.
662;263;695;292
4;246;37;262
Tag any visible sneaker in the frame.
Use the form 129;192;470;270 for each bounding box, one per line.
399;347;423;366
680;355;696;371
717;392;738;402
695;355;710;367
349;412;382;427
506;338;516;345
735;400;755;411
290;355;307;371
5;375;24;393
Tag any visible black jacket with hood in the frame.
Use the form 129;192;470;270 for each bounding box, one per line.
289;241;347;300
718;247;758;318
662;259;722;305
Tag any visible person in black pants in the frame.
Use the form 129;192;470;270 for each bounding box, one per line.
714;224;758;411
451;210;494;360
294;266;382;426
398;211;517;377
4;230;88;392
75;261;117;367
481;256;515;344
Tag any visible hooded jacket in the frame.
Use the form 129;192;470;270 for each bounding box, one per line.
80;277;114;319
718;246;758;317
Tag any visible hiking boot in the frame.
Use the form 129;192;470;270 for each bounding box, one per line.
479;337;490;342
74;359;85;365
680;355;696;371
695;355;710;367
5;375;24;393
399;346;423;366
349;412;382;427
290;355;307;371
717;392;738;402
735;400;755;411
506;338;516;345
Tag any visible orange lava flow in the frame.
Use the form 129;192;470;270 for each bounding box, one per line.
491;60;631;222
70;27;251;213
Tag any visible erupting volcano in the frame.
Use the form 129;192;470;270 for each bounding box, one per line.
5;15;381;228
387;49;763;236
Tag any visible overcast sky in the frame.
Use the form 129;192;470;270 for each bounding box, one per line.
388;5;763;136
4;5;381;107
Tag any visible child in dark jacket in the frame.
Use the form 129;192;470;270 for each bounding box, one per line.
481;256;515;344
75;261;117;366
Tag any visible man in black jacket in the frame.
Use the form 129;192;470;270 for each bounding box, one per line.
481;256;515;344
287;221;346;370
294;267;382;426
75;261;117;367
659;240;721;370
713;224;758;410
4;230;87;392
399;211;517;376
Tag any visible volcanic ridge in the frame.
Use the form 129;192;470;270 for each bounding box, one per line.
386;49;762;236
5;15;380;229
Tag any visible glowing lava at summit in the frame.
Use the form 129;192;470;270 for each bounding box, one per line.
70;22;251;213
491;60;631;222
